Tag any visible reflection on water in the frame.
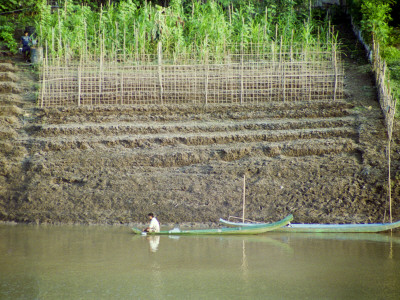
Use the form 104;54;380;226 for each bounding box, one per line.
1;224;399;299
241;240;249;282
147;236;160;253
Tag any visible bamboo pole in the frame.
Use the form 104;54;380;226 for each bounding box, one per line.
120;67;124;105
58;10;62;60
333;41;338;101
240;40;244;105
77;64;81;106
99;29;104;97
115;21;119;62
205;52;209;105
228;3;232;25
158;41;163;104
135;25;139;62
307;48;311;101
242;175;246;223
388;138;392;224
51;27;55;63
84;22;88;61
123;23;126;63
280;35;285;102
290;30;294;62
40;41;47;108
372;36;394;225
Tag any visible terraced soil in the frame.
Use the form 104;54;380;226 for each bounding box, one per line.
1;17;399;225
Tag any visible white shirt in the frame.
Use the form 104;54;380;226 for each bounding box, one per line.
149;217;160;232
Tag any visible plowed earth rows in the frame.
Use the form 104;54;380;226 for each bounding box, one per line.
1;22;399;225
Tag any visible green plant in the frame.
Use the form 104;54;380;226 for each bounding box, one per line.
0;23;18;54
383;46;400;63
0;0;40;13
360;0;393;45
35;0;337;62
0;0;22;13
347;0;399;119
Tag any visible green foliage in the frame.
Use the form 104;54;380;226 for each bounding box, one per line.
0;0;47;54
390;28;400;46
0;0;39;13
347;0;394;45
360;0;392;45
347;0;399;118
36;0;336;61
0;0;21;13
383;46;400;63
0;22;18;54
387;58;400;109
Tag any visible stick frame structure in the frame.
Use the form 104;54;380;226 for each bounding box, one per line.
39;42;344;107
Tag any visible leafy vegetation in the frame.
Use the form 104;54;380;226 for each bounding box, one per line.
347;0;400;116
0;0;39;53
0;0;33;13
0;21;18;54
33;0;337;62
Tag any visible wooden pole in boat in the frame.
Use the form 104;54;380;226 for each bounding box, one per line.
242;175;246;223
389;138;392;226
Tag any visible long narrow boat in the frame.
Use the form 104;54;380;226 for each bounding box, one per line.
132;214;293;235
219;218;400;233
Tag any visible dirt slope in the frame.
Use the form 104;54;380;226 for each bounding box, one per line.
0;17;399;225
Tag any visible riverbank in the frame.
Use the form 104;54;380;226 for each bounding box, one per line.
0;14;399;225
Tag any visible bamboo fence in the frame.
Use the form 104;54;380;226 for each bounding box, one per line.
372;40;398;224
39;42;343;107
372;41;397;141
349;14;398;224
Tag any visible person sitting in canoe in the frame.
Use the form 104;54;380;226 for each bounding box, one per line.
144;213;160;233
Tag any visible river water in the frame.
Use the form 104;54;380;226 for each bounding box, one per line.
1;224;399;299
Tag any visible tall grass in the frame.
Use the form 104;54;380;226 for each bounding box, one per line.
35;0;339;63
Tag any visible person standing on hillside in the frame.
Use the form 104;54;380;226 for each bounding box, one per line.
21;31;31;62
144;213;160;233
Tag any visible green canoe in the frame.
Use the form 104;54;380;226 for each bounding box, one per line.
219;218;400;233
132;214;293;235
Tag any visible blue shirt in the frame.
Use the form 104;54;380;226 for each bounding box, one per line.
21;36;30;46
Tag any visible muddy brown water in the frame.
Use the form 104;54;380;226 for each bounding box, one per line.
1;224;399;299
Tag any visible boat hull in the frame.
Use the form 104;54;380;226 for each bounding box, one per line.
219;218;400;233
132;214;293;235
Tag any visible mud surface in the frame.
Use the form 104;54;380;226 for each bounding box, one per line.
0;16;399;226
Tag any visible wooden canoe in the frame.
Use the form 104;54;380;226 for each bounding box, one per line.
132;214;293;235
218;218;400;233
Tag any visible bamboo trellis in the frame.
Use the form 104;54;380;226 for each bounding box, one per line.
39;43;343;107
